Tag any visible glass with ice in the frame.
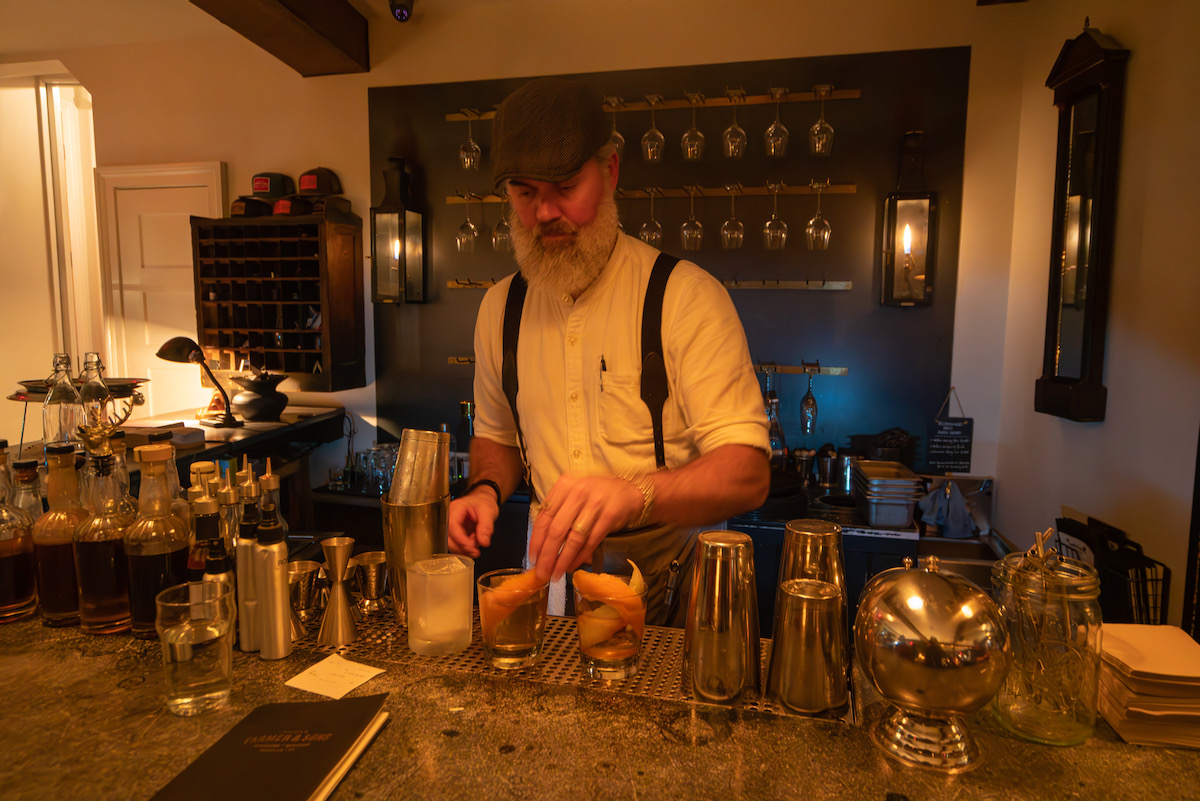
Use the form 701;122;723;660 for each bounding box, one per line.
572;563;649;680
155;581;235;716
477;568;550;669
406;553;474;656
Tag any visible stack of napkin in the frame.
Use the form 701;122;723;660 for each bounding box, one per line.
1099;623;1200;748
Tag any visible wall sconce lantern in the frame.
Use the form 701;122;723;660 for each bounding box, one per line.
881;131;937;307
371;157;425;303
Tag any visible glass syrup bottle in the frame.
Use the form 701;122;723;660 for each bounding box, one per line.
74;452;133;633
124;443;190;639
42;353;81;454
0;447;38;622
11;460;45;525
108;431;138;518
32;444;88;626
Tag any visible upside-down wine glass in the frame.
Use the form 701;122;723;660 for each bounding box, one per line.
642;95;665;163
639;189;663;247
681;93;705;162
456;194;479;253
722;89;747;159
492;197;512;253
606;96;625;158
809;85;835;157
680;187;703;251
720;186;744;250
805;181;832;251
763;183;788;250
764;88;789;159
800;372;818;435
459;116;481;171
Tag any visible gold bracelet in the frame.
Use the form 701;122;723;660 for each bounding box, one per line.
621;471;656;529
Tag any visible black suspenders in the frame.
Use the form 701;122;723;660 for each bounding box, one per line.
500;252;679;502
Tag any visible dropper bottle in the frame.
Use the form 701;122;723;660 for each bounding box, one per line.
235;456;261;652
216;467;240;565
254;458;291;660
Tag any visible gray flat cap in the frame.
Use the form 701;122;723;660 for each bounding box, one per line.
492;77;610;187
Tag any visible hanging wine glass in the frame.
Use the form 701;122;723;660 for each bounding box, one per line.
764;88;789;158
456;193;479;253
459;114;481;171
680;186;703;251
763;183;788;250
800;372;818;435
641;94;665;163
681;92;705;162
720;184;744;250
722;88;747;159
809;85;835;157
492;197;512;253
805;180;832;251
639;188;662;247
605;96;625;158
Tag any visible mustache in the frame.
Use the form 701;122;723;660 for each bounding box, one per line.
534;219;578;239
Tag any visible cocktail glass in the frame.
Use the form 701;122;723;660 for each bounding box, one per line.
573;574;649;680
406;553;474;656
477;568;550;669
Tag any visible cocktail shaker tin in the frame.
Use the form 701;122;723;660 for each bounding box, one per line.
683;530;761;703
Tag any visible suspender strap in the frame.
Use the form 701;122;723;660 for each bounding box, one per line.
501;272;537;502
640;253;679;470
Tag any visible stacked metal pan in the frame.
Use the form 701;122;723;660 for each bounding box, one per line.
851;460;924;528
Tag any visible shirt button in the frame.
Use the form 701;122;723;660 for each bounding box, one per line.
568;336;577;346
569;392;578;401
561;294;571;304
572;448;581;459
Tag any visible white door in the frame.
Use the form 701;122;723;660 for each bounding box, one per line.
96;163;225;419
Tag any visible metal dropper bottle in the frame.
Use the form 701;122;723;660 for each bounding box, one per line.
216;468;240;566
254;458;291;659
235;457;261;652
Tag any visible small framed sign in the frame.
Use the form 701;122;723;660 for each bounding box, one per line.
927;417;973;473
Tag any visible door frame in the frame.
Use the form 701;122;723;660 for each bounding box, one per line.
95;161;226;376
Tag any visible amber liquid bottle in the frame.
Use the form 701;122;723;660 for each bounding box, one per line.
125;444;190;639
74;453;133;634
32;444;87;626
0;445;37;622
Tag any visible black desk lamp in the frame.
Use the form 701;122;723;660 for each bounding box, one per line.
155;336;243;428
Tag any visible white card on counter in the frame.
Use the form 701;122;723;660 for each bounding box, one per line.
286;654;385;699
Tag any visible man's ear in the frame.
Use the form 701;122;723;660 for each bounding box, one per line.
605;150;620;193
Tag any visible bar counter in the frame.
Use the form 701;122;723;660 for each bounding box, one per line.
2;613;1198;801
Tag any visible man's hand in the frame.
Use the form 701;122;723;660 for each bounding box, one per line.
448;490;499;558
527;474;644;582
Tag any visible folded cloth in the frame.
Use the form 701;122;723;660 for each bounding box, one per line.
918;480;976;539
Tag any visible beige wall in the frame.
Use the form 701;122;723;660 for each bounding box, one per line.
5;0;1198;622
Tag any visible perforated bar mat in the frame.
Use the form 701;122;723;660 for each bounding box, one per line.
293;611;852;722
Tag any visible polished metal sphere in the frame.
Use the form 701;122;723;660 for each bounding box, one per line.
855;556;1010;716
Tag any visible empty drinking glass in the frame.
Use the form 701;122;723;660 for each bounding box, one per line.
492;198;512;253
459;116;481;171
764;88;789;158
720;187;744;250
806;181;831;251
642;95;665;163
639;189;663;247
809;85;835;157
722;89;747;160
680;187;703;251
456;194;479;253
681;92;705;161
763;184;788;250
605;96;625;158
800;372;818;435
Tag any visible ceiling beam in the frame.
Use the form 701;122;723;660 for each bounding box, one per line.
190;0;368;77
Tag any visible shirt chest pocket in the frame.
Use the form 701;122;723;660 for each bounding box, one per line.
597;370;653;452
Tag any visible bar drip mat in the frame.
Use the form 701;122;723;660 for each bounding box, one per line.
293;611;851;722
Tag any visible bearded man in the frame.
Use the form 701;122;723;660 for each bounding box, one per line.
447;77;770;626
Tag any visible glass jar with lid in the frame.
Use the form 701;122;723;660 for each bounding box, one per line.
991;551;1102;746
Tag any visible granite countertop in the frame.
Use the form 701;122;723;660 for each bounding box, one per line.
2;616;1199;801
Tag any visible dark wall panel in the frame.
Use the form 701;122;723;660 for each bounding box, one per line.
369;47;970;469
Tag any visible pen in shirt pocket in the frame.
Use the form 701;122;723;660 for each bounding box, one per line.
600;355;606;392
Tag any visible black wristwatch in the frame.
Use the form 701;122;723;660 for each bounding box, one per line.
465;479;502;505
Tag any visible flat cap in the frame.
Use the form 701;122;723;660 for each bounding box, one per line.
492;77;610;187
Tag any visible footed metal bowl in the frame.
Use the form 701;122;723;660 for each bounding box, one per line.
854;555;1009;773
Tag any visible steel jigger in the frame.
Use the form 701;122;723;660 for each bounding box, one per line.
317;536;358;647
353;551;391;616
288;560;323;623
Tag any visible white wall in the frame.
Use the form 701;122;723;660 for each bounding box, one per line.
7;0;1197;622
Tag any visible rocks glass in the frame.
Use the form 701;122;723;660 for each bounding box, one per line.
477;568;550;669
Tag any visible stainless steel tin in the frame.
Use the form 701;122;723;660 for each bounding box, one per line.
683;530;761;703
766;578;847;713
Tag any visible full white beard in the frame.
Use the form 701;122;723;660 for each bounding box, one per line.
509;195;620;298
